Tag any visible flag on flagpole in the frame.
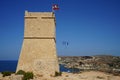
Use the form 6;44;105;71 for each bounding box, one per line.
52;4;59;10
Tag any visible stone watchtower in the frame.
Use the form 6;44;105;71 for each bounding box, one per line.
17;11;59;76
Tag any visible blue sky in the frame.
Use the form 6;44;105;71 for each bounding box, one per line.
0;0;120;60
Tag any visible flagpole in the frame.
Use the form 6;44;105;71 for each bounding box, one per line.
52;5;54;17
52;4;59;18
52;6;56;18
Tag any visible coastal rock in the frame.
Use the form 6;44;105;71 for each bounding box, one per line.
10;74;23;80
0;73;3;80
2;76;10;80
1;71;120;80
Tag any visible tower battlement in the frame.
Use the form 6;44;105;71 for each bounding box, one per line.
25;11;54;16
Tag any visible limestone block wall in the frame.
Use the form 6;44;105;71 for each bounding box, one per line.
16;11;59;76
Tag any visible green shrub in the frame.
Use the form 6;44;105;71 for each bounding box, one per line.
113;72;120;76
16;70;25;75
22;72;33;80
2;71;14;77
96;76;105;79
54;71;62;76
16;70;34;80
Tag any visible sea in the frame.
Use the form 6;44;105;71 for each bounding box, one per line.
0;61;74;72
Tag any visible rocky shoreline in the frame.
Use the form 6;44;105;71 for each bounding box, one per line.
58;55;120;75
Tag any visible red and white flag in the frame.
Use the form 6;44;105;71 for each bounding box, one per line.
52;4;59;10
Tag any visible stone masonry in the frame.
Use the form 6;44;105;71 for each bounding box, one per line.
16;11;59;76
